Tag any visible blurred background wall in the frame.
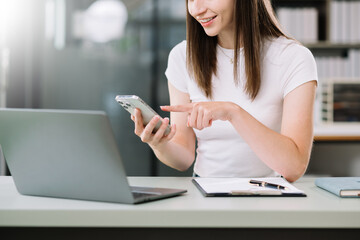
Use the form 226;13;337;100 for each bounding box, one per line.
0;0;191;176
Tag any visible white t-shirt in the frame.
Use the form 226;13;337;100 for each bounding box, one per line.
165;37;318;177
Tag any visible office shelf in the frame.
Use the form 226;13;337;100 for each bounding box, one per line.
274;0;360;125
273;0;360;48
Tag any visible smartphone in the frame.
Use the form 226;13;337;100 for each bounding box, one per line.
115;95;171;135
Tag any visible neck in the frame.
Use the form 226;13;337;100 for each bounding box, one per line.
218;33;234;49
217;31;242;50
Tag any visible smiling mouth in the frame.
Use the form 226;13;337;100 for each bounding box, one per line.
199;16;217;23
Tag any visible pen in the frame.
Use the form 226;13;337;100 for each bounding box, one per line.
249;179;288;190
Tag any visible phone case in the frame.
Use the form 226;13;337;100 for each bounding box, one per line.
115;95;171;135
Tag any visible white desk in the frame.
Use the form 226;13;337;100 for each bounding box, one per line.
0;176;359;239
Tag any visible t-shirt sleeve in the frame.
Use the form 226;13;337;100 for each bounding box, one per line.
281;45;318;97
165;41;189;93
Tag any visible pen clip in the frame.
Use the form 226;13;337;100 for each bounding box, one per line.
249;179;263;187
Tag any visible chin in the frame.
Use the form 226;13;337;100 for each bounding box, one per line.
203;29;219;37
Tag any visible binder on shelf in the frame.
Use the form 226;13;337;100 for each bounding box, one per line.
277;7;318;44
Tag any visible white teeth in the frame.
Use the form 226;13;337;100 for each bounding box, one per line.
199;16;215;23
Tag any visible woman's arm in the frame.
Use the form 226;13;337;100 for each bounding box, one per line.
162;81;317;181
132;82;196;171
229;81;317;182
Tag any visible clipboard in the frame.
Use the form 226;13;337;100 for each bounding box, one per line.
192;177;306;197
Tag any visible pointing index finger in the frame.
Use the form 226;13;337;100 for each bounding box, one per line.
161;104;193;113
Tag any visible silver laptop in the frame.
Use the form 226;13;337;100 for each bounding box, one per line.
0;108;186;204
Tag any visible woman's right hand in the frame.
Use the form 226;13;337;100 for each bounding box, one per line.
131;108;176;149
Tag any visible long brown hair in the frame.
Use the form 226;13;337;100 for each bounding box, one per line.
186;0;288;100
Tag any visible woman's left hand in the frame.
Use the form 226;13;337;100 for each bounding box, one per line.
161;102;238;130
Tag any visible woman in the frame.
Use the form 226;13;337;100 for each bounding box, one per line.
131;0;317;182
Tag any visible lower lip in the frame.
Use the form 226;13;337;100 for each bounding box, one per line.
200;17;216;27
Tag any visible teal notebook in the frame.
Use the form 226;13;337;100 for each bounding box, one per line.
315;177;360;198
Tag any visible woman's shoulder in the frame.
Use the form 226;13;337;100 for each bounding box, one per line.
169;40;187;60
263;37;314;65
